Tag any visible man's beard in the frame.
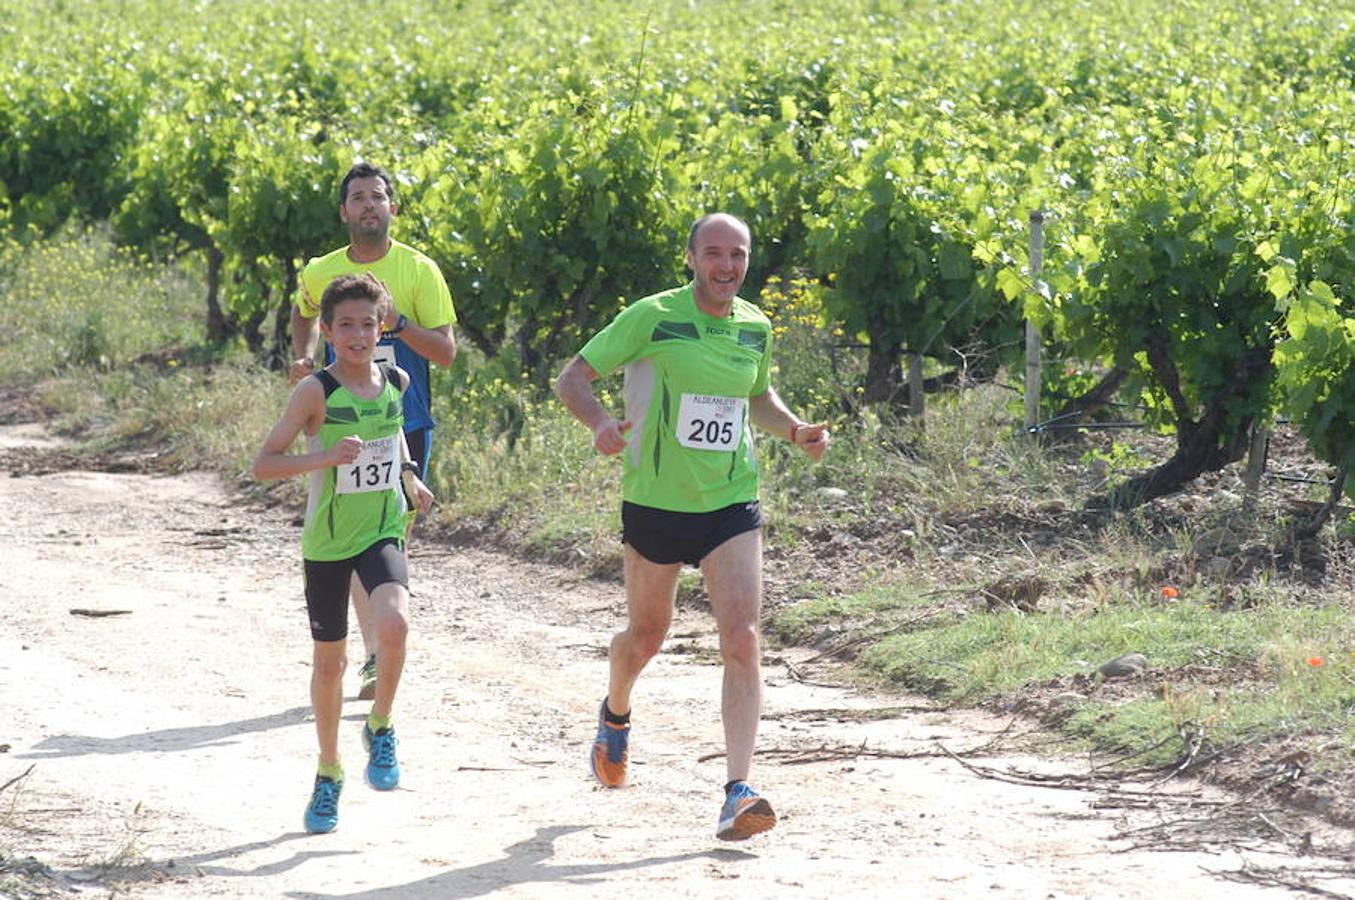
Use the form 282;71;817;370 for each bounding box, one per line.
352;221;388;239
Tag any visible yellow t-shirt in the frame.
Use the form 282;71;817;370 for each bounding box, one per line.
297;240;455;433
296;239;455;328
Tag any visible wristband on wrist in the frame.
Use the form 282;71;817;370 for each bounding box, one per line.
388;314;408;336
789;422;804;443
399;460;419;507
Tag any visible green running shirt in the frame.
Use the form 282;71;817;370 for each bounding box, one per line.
578;283;773;513
301;367;409;561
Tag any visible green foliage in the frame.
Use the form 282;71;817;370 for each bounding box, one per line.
759;274;846;421
112;78;243;254
117;352;284;474
769;581;934;645
218;117;346;352
864;592;1349;704
428;347;611;515
0;45;145;233
807;110;1021;398
1068;147;1279;431
418;99;684;380
0;226;202;379
1276;280;1355;475
1063;641;1355;763
8;0;1355;492
1080;441;1153;486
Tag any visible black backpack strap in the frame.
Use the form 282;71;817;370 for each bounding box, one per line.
382;365;406;392
314;369;341;398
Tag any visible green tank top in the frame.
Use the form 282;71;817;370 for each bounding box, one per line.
301;366;409;561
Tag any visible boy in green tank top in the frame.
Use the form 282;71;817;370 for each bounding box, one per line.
289;162;458;703
254;274;434;834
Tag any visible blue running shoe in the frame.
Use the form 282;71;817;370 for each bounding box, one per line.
716;782;776;841
589;700;629;788
303;775;342;834
363;723;400;790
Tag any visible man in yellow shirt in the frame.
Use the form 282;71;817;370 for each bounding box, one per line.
290;162;456;700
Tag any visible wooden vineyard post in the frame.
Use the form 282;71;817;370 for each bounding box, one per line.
1024;210;1046;435
1243;420;1270;507
908;352;925;421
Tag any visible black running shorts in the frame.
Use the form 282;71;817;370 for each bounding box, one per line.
621;500;763;567
303;538;408;642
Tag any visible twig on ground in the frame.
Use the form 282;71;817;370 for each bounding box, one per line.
456;766;522;772
803;633;877;664
762;704;942;722
1091;795;1171;811
697;719;1022;765
1093;786;1214;802
1112;814;1236;841
1090;732;1180;775
1254;812;1299;842
780;659;845;689
1105;764;1327;856
1148;722;1208;787
937;742;1218;806
1205;862;1355;899
1169;735;1256;774
937;743;1105;791
1118;835;1271;855
0;764;35;794
800;612;938;666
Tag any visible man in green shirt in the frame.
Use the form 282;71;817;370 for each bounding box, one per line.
554;213;830;841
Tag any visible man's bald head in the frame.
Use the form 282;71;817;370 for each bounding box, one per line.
686;213;751;254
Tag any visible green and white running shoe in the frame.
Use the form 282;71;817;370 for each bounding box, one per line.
357;654;377;701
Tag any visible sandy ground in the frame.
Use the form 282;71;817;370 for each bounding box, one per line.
0;421;1352;899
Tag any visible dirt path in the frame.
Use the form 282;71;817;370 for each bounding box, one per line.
0;422;1351;899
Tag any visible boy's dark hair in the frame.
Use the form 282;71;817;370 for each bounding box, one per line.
339;162;396;206
319;273;390;324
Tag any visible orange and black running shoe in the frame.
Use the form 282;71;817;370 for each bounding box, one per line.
589;700;630;788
